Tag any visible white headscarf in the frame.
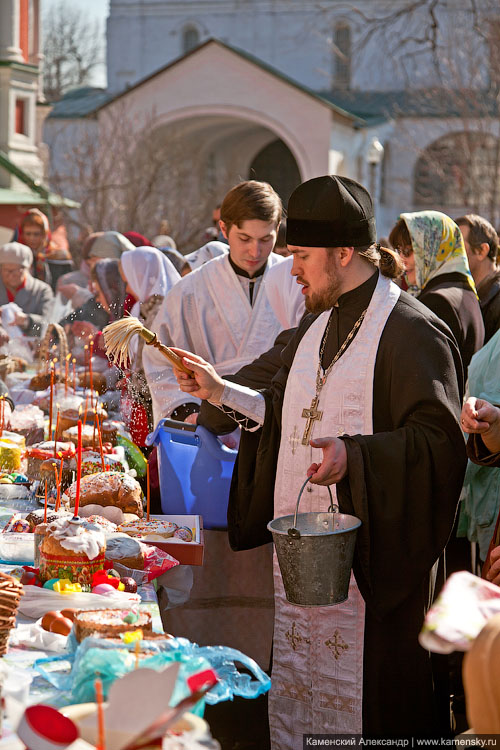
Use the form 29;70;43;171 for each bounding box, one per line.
0;242;33;268
184;241;228;270
89;231;135;259
120;246;180;309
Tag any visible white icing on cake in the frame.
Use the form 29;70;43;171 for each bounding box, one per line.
46;516;105;560
116;519;176;539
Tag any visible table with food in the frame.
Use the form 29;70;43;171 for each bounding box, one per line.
0;326;269;750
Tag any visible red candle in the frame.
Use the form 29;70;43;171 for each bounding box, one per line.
146;460;150;521
74;420;82;517
83;345;88;396
53;409;60;457
94;675;106;750
65;353;71;397
55;455;64;512
44;479;48;523
89;340;94;409
48;366;54;441
97;412;105;471
82;394;89;427
72;358;76;394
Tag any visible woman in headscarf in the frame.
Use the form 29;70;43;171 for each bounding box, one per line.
389;210;484;372
0;242;53;337
90;258;127;323
117;246;181;444
60;231;136;340
17;209;72;288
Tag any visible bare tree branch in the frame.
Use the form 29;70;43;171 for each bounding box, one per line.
42;0;104;102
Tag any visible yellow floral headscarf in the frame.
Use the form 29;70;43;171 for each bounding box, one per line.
400;210;477;297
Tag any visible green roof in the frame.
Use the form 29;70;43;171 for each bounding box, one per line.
321;88;500;121
47;86;112;119
0;151;79;208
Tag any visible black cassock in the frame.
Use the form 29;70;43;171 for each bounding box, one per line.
198;271;467;735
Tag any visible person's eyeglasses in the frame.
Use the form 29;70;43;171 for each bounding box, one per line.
395;245;413;258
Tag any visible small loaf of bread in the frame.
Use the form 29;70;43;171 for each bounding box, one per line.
66;471;143;517
105;533;147;570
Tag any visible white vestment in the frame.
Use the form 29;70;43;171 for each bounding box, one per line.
147;251;284;669
143;252;284;424
270;274;400;748
264;255;305;329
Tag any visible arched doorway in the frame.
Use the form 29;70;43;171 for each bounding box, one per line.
248;139;302;206
414;131;500;223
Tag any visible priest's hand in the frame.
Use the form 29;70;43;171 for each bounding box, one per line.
485;545;500;586
461;397;500;454
307;436;347;485
170;347;225;403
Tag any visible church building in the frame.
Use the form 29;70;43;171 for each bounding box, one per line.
44;0;500;243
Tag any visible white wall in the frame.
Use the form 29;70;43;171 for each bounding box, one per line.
107;0;497;95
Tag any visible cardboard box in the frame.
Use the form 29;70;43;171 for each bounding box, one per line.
142;514;204;566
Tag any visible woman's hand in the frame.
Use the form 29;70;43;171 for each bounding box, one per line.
307;436;348;485
170;347;225;403
461;397;500;454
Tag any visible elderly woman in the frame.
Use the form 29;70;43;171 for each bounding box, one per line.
0;242;53;337
389;210;484;372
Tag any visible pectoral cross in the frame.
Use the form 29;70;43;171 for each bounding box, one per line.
301;395;323;445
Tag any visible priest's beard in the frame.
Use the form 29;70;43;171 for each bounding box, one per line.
304;251;342;313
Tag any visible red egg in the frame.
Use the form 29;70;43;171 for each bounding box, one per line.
121;577;137;594
41;611;61;632
50;617;73;636
60;608;78;622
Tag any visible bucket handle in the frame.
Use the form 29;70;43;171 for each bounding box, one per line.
288;477;338;539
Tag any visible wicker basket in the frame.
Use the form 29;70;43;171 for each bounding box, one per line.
38;323;69;373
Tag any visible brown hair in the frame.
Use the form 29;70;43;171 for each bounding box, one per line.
388;218;411;252
455;214;499;261
358;243;404;279
220;180;282;232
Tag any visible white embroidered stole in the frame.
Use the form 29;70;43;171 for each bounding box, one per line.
269;274;400;749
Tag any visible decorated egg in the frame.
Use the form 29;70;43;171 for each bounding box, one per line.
43;578;60;590
50;617;73;636
173;526;193;542
123;611;139;624
14;474;28;483
92;583;116;595
41;611;62;631
121;577;137;594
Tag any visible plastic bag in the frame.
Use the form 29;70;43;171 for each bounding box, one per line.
18;584;140;619
34;634;271;711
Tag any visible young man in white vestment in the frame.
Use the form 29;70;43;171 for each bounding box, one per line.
170;176;467;743
143;180;285;670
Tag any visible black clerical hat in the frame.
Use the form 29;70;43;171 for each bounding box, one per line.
286;175;377;247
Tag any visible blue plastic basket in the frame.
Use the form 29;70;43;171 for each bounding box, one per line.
146;419;238;530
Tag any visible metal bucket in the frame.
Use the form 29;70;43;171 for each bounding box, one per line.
267;477;362;607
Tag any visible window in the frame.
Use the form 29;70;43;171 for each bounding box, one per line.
333;22;351;89
182;26;200;55
15;99;26;135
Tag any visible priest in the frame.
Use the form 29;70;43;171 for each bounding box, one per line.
171;176;467;742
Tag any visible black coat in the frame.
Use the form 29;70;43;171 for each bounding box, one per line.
417;272;484;372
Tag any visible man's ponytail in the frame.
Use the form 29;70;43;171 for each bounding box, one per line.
357;243;404;279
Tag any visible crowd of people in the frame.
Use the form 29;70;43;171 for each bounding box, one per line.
2;179;500;743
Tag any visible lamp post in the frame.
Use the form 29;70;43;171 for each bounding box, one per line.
366;137;385;204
